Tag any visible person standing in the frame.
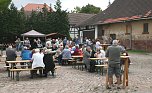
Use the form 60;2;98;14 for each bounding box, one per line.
24;38;31;48
15;38;21;51
37;38;43;48
105;40;124;89
95;39;101;49
31;39;37;49
63;37;67;48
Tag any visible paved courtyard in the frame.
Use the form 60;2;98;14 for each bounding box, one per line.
0;53;152;93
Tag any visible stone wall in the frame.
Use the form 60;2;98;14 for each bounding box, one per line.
100;19;152;52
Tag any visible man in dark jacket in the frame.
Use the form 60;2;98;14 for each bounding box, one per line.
6;46;17;67
106;40;124;89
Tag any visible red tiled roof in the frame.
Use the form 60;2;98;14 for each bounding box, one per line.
144;10;152;17
103;15;142;23
24;3;52;12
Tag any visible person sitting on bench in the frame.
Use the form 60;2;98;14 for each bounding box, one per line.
20;46;32;68
31;49;45;77
6;45;17;69
43;49;55;77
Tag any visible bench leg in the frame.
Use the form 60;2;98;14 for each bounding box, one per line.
10;71;12;78
8;70;10;77
82;65;84;71
101;67;104;75
16;71;20;81
10;71;15;79
30;71;34;79
13;71;15;79
73;62;76;69
78;64;80;69
72;62;74;68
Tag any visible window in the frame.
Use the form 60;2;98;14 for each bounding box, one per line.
143;23;149;34
125;24;131;35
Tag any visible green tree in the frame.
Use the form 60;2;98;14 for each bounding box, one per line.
0;0;11;11
73;4;102;14
47;0;70;37
0;3;26;43
72;6;81;13
26;10;37;31
0;0;11;42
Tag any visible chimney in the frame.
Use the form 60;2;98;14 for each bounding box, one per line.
108;0;111;7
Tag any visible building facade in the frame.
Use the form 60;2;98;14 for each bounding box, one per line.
78;0;152;52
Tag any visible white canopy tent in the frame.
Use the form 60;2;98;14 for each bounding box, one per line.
21;30;46;40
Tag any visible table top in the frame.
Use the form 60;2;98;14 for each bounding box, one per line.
6;60;31;63
72;56;83;58
120;56;130;58
1;55;20;58
100;44;111;46
89;57;108;60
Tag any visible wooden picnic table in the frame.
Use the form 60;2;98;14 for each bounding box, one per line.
6;60;31;63
89;57;108;75
72;55;83;58
89;57;108;60
72;55;84;69
121;56;130;87
6;60;32;78
100;44;111;50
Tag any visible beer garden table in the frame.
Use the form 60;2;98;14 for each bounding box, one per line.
72;56;83;69
100;44;111;50
105;56;130;88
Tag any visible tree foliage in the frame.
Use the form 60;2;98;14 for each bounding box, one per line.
72;4;102;14
0;3;26;43
0;0;11;11
0;0;70;43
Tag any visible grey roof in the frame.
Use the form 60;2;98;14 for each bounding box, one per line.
68;13;96;26
21;30;45;37
78;0;152;26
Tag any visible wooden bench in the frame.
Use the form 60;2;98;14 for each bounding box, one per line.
76;61;85;71
9;68;42;81
0;62;5;64
68;59;76;68
95;64;108;75
62;58;74;65
9;66;61;81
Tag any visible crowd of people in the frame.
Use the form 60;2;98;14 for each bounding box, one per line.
7;36;130;89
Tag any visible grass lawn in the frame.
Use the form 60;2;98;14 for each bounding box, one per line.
128;50;148;54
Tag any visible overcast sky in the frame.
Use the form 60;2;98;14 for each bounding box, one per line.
12;0;115;11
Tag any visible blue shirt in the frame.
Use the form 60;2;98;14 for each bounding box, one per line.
21;50;32;60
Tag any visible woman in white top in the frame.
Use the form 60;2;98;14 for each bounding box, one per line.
95;39;101;49
31;49;45;78
94;47;105;64
31;49;45;69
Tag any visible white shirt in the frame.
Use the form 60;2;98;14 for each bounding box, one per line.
32;52;45;69
100;50;105;58
46;41;52;48
96;41;101;49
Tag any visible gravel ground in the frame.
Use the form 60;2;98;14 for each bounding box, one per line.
0;53;152;93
